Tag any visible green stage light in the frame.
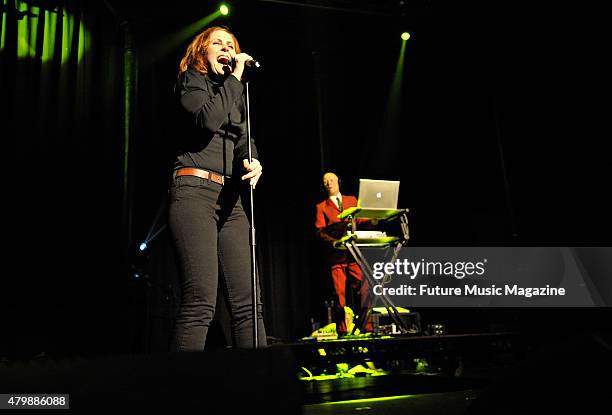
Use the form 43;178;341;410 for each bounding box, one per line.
220;4;230;15
401;32;410;41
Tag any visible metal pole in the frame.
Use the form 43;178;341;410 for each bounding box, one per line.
245;81;259;348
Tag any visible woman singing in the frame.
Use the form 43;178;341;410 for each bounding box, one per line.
169;26;266;351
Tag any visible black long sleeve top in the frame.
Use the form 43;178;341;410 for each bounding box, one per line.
173;68;258;177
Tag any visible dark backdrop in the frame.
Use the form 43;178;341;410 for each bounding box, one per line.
2;0;610;356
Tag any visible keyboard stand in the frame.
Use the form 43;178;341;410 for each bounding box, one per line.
334;208;412;334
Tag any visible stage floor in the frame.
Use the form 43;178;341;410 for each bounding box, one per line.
304;389;480;415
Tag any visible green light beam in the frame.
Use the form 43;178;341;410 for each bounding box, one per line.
316;395;417;406
141;11;222;66
1;0;6;52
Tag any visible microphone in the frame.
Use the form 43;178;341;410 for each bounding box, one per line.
246;59;262;69
231;56;262;70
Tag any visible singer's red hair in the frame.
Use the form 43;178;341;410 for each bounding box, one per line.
178;26;241;75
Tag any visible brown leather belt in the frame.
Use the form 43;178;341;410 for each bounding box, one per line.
174;167;224;185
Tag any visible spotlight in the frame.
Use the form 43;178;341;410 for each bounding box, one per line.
139;242;148;251
401;32;410;41
219;4;229;15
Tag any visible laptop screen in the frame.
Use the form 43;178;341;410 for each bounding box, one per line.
357;179;400;209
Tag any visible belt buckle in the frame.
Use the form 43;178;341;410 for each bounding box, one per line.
211;172;222;185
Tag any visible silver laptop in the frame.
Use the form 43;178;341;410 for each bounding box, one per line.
358;179;400;210
348;178;401;241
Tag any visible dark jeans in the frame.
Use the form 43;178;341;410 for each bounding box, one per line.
168;175;266;351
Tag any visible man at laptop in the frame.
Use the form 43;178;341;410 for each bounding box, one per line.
315;172;371;335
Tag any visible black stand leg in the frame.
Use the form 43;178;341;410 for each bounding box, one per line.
345;240;409;334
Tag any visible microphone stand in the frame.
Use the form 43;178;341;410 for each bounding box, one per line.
244;81;259;349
